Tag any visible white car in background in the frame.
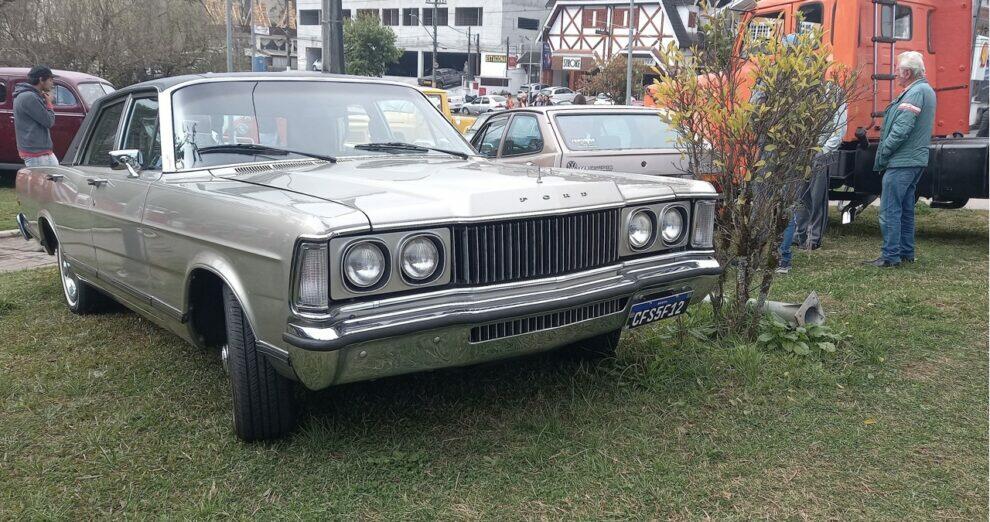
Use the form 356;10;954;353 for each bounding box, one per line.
460;95;507;114
593;93;615;105
540;87;577;104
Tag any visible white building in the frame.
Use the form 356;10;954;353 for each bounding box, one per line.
296;0;548;82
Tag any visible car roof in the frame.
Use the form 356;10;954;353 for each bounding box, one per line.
109;71;421;97
503;105;661;115
0;67;111;84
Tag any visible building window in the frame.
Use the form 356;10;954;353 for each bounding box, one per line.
881;5;912;40
687;11;698;29
454;7;483;26
517;17;539;30
613;7;638;29
299;9;320;26
382;8;399;26
422;7;448;26
356;9;379;22
341;9;351;20
582;8;607;29
749;10;783;40
402;8;419;26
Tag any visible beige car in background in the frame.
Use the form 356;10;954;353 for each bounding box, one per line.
468;105;688;178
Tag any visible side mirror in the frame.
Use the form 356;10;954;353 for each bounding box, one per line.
110;149;143;178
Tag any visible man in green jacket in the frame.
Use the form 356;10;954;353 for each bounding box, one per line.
867;51;936;268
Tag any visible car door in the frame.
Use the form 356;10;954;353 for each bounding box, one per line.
88;94;161;297
496;113;556;166
470;113;509;157
50;82;87;161
0;76;15;164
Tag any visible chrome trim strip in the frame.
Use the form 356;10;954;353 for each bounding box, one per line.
90;268;187;323
257;340;291;366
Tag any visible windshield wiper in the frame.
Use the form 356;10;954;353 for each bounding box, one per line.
197;143;336;163
353;142;469;159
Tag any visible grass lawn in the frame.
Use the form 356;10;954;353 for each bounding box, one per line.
0;207;986;518
0;174;17;230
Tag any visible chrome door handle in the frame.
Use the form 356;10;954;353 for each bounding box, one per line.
86;178;108;187
45;173;64;182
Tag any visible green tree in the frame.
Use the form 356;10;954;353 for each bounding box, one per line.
577;55;650;104
343;14;403;77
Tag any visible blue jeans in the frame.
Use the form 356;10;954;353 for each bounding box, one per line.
779;213;797;267
879;166;924;263
23;153;59;167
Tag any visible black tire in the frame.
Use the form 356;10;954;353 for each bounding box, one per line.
570;329;622;359
977;109;989;138
223;286;298;441
56;244;109;314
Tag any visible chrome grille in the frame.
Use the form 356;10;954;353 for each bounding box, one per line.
469;297;628;343
450;208;621;286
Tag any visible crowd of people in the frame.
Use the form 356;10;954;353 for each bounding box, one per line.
499;90;589;109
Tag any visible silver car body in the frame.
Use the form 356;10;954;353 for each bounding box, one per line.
15;73;719;393
469;105;686;178
461;95;507;115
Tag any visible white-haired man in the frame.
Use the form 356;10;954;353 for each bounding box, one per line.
867;51;936;268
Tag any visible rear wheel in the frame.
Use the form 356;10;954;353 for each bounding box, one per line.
223;286;298;441
57;245;108;314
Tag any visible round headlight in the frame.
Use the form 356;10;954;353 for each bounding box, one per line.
400;236;441;281
627;210;655;249
661;207;686;243
343;242;386;289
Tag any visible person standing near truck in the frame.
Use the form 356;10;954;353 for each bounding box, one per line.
13;65;58;167
866;51;936;268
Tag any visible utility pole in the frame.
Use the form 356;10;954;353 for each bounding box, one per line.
322;0;344;73
505;36;510;87
625;0;635;104
225;0;233;71
426;0;444;87
467;26;472;82
249;0;256;71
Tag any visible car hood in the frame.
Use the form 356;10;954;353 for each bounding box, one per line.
214;157;715;228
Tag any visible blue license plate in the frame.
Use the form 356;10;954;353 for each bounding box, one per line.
627;291;693;328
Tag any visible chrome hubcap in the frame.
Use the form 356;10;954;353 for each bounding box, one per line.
220;344;229;374
58;249;78;306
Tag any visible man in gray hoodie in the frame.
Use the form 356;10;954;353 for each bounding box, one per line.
14;66;58;167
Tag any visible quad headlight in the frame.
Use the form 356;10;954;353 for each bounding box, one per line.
660;206;686;244
400;235;442;282
343;241;387;289
627;209;655;250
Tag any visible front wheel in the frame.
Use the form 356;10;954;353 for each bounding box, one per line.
460;107;469;114
223;286;298;441
57;245;108;314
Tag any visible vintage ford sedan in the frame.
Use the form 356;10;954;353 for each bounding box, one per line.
15;73;721;441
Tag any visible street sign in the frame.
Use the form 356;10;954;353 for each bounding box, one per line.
562;57;582;70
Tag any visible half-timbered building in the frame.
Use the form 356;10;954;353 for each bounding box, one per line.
540;0;701;89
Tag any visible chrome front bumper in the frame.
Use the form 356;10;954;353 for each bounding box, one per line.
281;251;721;390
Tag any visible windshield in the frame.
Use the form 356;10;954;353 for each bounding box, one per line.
77;82;114;107
171;80;473;169
554;113;678;151
490;96;506;102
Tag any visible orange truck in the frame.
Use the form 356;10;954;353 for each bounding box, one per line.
733;0;988;216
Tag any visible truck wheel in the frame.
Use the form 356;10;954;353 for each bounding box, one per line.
570;329;622;359
57;244;108;314
223;285;298;441
978;110;988;138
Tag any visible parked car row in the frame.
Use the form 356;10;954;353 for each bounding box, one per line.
14;72;718;442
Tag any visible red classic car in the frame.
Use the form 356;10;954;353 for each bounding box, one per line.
0;68;114;169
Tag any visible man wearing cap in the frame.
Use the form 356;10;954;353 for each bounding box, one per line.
866;51;936;268
13;66;58;167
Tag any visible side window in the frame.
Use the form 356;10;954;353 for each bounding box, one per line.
926;10;934;53
881;5;911;40
121;97;162;170
53;84;78;107
502;115;543;157
750;10;784;40
474;115;508;157
0;81;6;103
82;102;125;166
797;2;823;34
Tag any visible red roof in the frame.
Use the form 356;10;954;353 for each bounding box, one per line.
0;68;111;85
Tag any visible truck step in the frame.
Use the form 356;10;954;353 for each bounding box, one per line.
870;112;886;118
871;36;898;44
872;73;897;81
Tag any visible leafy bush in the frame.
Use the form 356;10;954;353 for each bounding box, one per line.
757;318;848;357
